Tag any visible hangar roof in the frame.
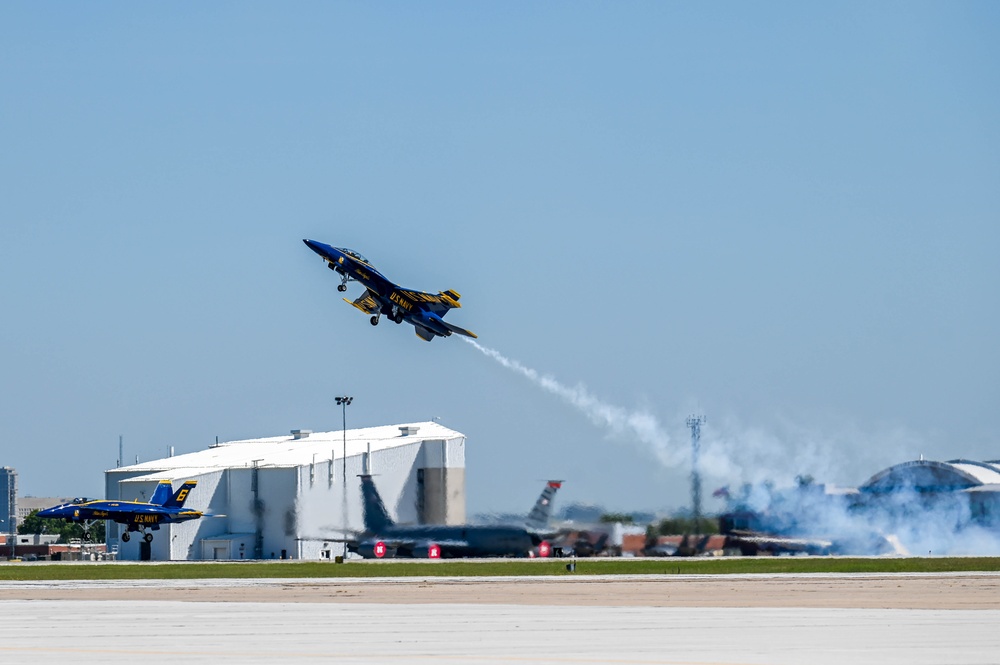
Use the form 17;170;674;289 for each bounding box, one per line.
109;421;463;481
964;484;1000;494
945;460;1000;485
860;459;1000;493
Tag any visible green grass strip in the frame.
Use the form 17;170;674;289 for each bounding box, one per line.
1;557;1000;581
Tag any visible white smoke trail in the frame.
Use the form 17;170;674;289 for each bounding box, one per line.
463;338;684;467
463;339;875;489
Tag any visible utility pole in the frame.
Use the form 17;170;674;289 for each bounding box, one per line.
335;395;353;558
686;415;706;536
251;459;264;559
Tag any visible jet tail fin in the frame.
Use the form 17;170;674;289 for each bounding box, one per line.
359;474;395;532
162;481;197;508
438;290;462;309
525;480;563;532
149;481;173;506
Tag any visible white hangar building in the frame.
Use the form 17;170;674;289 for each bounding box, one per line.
104;422;466;561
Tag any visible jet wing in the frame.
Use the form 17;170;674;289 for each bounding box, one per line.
344;288;381;314
374;537;470;558
394;288;462;314
727;530;834;555
381;538;469;548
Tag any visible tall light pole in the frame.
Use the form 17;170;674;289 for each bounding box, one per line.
335;395;353;558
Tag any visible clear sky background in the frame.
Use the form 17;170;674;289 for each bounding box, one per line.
2;3;998;515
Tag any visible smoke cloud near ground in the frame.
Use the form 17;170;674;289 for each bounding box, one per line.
465;339;1000;556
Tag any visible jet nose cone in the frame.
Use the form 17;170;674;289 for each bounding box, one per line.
303;239;329;257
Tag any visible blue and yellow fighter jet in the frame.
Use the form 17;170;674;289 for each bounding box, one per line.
303;239;477;341
37;480;202;544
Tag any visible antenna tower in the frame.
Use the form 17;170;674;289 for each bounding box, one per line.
686;415;706;535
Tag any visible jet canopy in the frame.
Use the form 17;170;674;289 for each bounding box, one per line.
339;248;370;264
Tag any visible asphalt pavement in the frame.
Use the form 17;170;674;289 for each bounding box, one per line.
2;595;999;664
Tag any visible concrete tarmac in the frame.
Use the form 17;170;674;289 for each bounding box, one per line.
2;574;999;664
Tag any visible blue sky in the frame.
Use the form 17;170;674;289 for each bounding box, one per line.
2;3;998;514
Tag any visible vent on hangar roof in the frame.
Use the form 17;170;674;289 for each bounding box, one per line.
398;426;420;437
292;429;312;440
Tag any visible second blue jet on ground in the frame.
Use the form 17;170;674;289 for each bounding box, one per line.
38;480;203;543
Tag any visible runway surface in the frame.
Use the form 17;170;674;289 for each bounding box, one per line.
2;574;999;664
3;572;999;608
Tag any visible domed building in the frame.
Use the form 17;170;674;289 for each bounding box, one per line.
857;458;1000;528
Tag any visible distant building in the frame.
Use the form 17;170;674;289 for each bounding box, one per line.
0;468;16;536
718;458;1000;556
859;458;1000;494
0;532;107;561
559;503;605;523
19;496;76;525
857;458;1000;528
105;422;467;561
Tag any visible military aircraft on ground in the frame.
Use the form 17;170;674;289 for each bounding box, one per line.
351;475;562;558
303;239;477;342
37;480;203;543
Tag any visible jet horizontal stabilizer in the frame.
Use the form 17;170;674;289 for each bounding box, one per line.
414;326;436;342
438;319;478;339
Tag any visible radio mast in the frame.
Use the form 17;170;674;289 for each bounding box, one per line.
686;415;706;535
